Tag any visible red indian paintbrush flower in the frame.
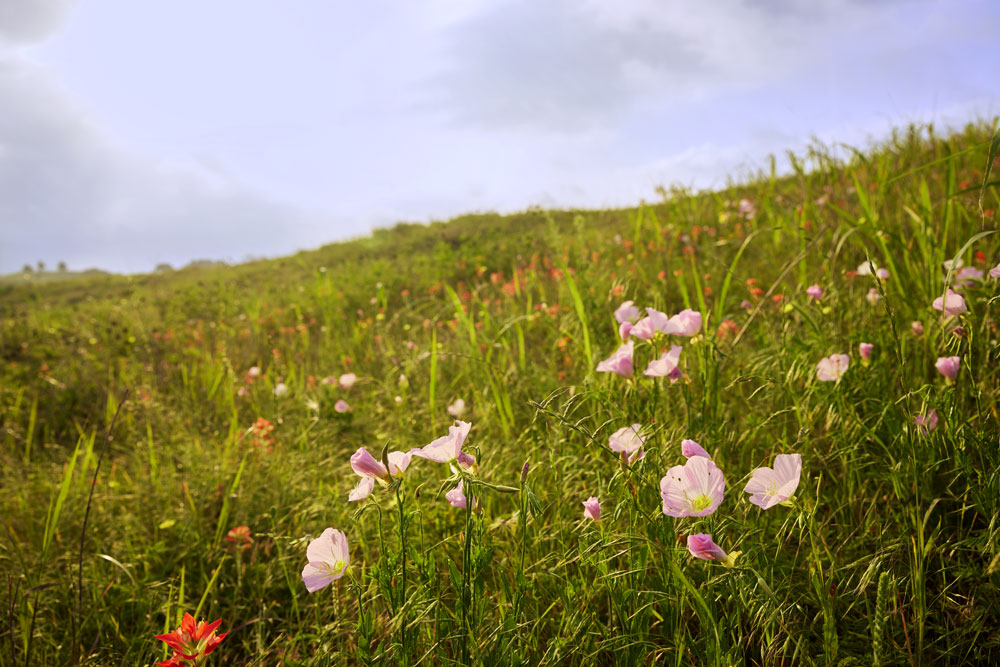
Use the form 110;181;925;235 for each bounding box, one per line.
224;525;253;551
155;613;227;665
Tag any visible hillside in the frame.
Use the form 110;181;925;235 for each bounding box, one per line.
1;120;999;665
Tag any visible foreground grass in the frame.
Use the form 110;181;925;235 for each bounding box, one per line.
1;121;999;666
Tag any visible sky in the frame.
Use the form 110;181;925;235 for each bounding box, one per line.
0;0;997;274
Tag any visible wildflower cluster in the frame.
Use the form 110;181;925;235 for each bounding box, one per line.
300;419;483;593
598;302;701;379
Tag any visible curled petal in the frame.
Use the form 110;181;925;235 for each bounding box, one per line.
348;476;375;502
687;533;728;561
681;439;710;459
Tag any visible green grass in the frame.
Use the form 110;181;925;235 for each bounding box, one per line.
2;119;1000;666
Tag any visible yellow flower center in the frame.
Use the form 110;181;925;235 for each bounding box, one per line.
690;494;713;512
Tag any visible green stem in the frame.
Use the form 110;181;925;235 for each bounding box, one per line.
514;479;528;625
462;488;474;666
395;483;409;665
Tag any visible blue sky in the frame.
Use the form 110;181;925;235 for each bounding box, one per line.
0;0;997;273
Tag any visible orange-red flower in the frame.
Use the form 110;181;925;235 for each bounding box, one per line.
716;319;739;338
225;525;253;551
249;418;275;449
155;613;227;665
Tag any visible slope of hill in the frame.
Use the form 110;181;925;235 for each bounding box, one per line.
1;120;999;665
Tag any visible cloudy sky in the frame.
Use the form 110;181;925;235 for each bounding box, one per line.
1;0;997;273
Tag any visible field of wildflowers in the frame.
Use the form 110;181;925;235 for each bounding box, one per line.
1;121;999;665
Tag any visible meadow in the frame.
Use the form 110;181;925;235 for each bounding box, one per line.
1;121;999;666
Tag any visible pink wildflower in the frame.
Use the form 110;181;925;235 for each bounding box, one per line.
955;267;983;288
914;409;938;435
630;308;668;340
859;343;873;364
338;373;357;389
681;439;710;459
643;345;683;380
660;456;725;518
582;496;601;520
990;262;1000;279
412;420;472;464
614;300;640;324
608;424;647;463
663;309;702;336
348;448;412;501
447;398;467;417
446;481;468;509
816;354;850;382
687;533;728;562
301;528;350;592
596;340;634;377
744;453;802;509
866;288;881;305
334;399;351;413
932;289;966;316
454;450;478;473
351;448;388;479
935;356;960;382
348;449;386;501
806;285;823;300
386;451;413;476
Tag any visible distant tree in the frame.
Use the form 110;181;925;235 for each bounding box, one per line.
57;261;67;272
22;264;33;273
36;260;46;272
155;263;174;273
184;259;227;270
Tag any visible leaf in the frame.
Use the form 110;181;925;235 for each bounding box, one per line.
980;122;1000;218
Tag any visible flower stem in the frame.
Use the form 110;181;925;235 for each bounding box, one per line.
395;483;409;665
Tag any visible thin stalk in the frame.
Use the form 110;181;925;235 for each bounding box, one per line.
461;489;474;666
74;389;129;663
395;483;409;665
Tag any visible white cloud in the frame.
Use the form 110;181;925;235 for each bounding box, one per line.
0;0;996;273
0;59;331;273
0;0;77;45
427;0;951;132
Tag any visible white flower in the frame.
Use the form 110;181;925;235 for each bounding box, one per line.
816;354;850;382
447;398;467;417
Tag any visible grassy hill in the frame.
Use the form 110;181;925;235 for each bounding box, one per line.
1;120;999;665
